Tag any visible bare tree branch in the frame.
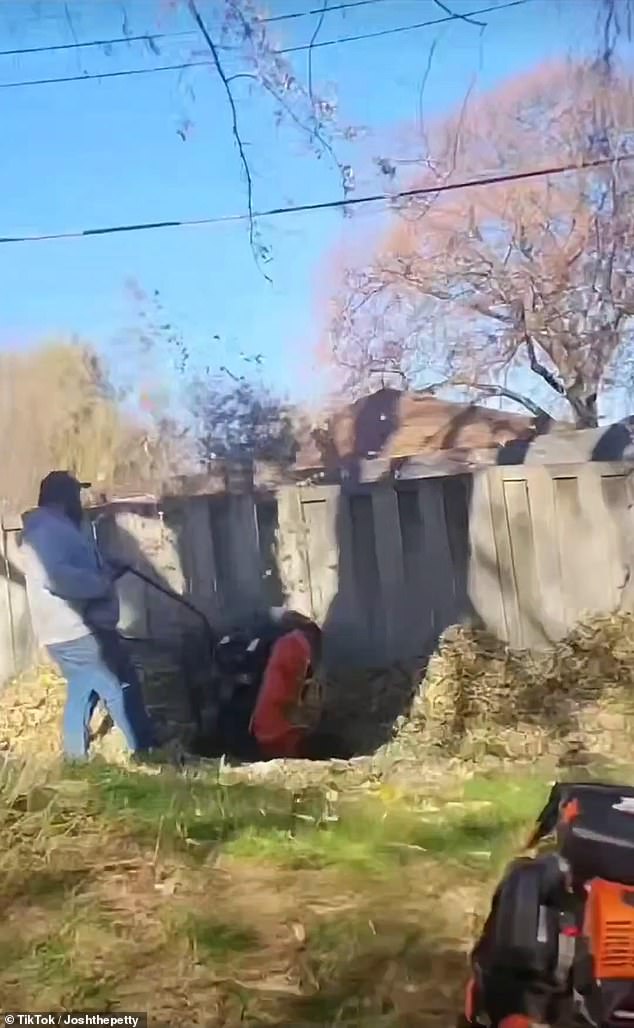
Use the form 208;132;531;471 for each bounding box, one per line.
519;314;566;396
453;379;552;420
327;61;634;426
188;0;271;281
308;0;329;106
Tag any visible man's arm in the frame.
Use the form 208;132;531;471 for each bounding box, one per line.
44;551;113;601
22;533;113;602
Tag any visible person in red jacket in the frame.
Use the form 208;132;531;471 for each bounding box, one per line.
249;628;313;759
249;614;351;760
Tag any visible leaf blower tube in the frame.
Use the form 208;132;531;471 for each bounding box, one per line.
116;563;218;654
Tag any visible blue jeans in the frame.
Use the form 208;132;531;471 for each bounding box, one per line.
48;632;157;760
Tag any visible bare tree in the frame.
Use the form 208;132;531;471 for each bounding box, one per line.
189;370;298;466
0;341;192;512
329;61;634;427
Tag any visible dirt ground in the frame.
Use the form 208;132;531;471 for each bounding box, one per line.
0;753;566;1028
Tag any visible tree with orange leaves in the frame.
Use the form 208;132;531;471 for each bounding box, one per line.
329;60;634;428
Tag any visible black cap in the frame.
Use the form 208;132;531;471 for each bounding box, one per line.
38;471;91;507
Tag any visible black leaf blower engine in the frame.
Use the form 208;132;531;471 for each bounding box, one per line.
459;781;634;1028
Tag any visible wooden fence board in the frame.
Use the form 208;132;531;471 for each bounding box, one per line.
525;467;565;642
349;494;382;656
98;511;149;638
3;460;634;681
417;479;456;643
576;465;621;614
468;471;508;641
179;498;219;623
0;532;16;682
488;468;523;648
227;494;263;612
601;472;634;611
276;486;313;617
133;512;188;641
397;489;434;656
553;476;588;624
301;493;339;624
209;495;263;619
371;485;407;660
2;529;37;676
503;477;547;648
624;472;634;611
442;475;471;619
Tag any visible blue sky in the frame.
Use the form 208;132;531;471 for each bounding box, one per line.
0;0;601;412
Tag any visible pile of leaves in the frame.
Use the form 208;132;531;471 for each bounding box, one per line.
398;613;634;762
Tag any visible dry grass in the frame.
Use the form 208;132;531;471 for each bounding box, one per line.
0;665;139;767
2;614;634;1024
0;751;565;1027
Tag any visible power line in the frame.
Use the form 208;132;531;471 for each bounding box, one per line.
0;58;213;91
0;0;408;59
0;31;192;59
0;1;531;91
278;0;530;53
2;152;631;246
265;0;398;23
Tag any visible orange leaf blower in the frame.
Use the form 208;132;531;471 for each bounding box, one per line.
458;782;634;1028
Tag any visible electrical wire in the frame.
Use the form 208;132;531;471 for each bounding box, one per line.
0;58;213;90
0;31;193;58
278;0;529;53
0;0;423;58
0;0;532;91
2;152;631;246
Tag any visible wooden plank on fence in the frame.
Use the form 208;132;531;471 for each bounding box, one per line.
442;475;472;620
98;511;149;638
301;492;339;623
468;471;508;642
180;498;219;624
487;468;523;648
225;494;263;615
525;467;565;642
0;531;16;682
371;485;406;660
2;529;37;678
553;475;587;625
323;489;367;661
133;511;188;641
256;499;285;609
577;465;621;614
417;479;457;643
276;486;313;617
349;493;382;652
602;472;634;611
500;461;632;481
623;472;634;611
397;488;435;656
504;477;548;649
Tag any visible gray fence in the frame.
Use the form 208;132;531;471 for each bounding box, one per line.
2;461;634;683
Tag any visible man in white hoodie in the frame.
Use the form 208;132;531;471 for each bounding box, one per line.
20;471;157;760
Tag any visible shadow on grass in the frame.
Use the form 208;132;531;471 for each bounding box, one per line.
184;914;261;960
67;763;550;877
4;868;93;905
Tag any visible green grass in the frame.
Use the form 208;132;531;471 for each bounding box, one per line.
8;757;621;1025
185;915;261;960
38;761;561;882
222;772;553;873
